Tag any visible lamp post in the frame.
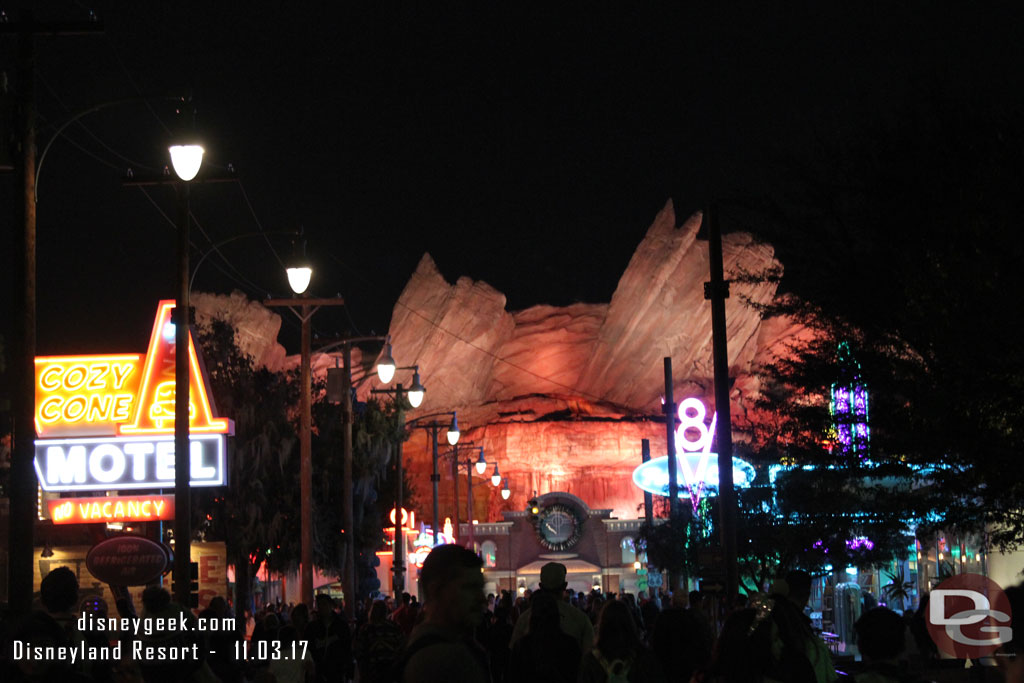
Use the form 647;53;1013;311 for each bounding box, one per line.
265;269;346;609
368;380;408;598
406;414;459;546
444;444;487;549
321;334;392;618
169;141;204;609
122;138;238;609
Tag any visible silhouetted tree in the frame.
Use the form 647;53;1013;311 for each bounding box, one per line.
745;92;1024;551
194;317;299;619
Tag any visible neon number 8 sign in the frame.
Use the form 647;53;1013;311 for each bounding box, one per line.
677;398;716;453
676;398;717;510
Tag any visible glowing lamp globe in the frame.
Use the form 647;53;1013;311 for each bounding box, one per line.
286;266;313;294
491;463;501;487
376;342;396;384
446;414;460;446
474;449;487;474
168;144;204;182
500;478;511;500
407;370;425;408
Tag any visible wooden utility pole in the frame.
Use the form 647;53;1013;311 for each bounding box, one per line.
2;10;102;616
704;203;739;603
123;169;236;611
264;297;345;611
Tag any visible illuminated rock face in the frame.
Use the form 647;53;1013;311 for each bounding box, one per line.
197;201;805;525
192;290;370;378
374;200;806;525
192;291;288;370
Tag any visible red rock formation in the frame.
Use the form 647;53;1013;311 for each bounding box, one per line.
373;200;804;526
196;201;807;528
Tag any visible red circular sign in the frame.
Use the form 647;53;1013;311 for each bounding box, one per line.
86;536;171;586
926;573;1012;659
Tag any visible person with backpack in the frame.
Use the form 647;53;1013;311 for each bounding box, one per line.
579;599;665;683
354;600;406;683
509;562;594;654
507;590;580;683
307;594;354;683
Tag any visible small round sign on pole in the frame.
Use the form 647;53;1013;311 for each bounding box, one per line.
86;536;172;586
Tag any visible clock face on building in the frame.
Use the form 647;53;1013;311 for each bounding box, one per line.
541;509;575;545
535;503;584;551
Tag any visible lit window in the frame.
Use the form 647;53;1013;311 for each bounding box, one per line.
621;537;636;564
481;541;497;568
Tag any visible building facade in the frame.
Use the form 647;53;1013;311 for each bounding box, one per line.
464;491;655;597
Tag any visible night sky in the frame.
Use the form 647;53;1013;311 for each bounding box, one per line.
2;4;1021;358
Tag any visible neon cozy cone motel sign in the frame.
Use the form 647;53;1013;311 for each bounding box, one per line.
33;301;233;495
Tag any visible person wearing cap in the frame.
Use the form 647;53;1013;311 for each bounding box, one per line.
509;562;594;653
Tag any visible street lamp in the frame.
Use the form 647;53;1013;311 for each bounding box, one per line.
169;143;205;182
286;264;312;295
320;334;393;616
265;267;347;610
447;414;460;446
368;380;411;598
406;413;459;546
490;462;501;487
375;365;424;408
501;477;511;500
170;140;202;610
407;370;426;409
376;339;396;384
445;444;487;550
120;133;237;610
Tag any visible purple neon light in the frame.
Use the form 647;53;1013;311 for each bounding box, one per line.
846;537;875;551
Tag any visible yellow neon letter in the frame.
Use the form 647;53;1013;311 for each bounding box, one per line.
87;363;110;390
63;365;88;391
113;395;133;421
62;396;87;423
112;363;134;390
39;396;63;423
86;395;113;422
40;366;63;392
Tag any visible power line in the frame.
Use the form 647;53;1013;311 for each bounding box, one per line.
136;187;271;301
235;179;287;271
101;34;172;136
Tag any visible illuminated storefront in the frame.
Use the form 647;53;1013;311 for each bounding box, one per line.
464;492;655;597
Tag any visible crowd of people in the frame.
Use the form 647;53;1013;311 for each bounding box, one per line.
1;550;1022;683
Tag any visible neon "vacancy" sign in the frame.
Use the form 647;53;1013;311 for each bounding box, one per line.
48;495;174;524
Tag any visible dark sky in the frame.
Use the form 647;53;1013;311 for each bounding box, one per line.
2;3;1021;357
